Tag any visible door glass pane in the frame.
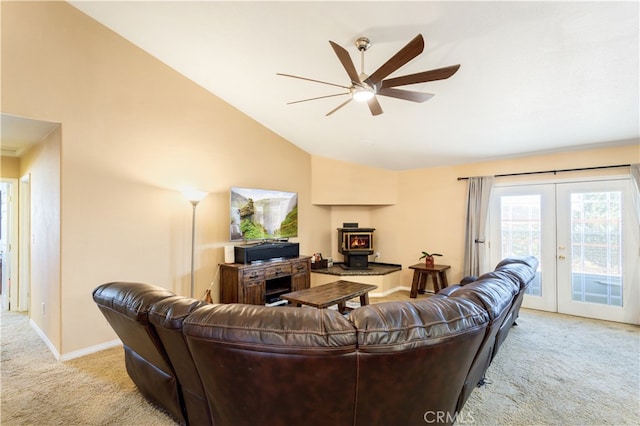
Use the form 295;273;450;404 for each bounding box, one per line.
570;191;623;306
500;195;542;296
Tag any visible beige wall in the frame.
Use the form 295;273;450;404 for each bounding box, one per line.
1;157;21;178
310;144;638;289
393;143;639;285
311;156;397;205
19;126;62;350
1;1;321;356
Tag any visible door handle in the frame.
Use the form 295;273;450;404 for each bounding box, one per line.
558;255;566;260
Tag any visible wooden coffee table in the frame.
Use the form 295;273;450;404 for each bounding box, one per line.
280;280;377;314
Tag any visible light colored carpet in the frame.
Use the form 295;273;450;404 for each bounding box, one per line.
460;308;639;425
0;312;175;426
1;299;639;425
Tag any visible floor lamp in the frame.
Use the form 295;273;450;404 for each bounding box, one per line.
183;189;207;298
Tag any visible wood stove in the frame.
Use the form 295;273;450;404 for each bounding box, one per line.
338;227;375;269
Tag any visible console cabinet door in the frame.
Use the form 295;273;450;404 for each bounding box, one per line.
291;259;310;292
242;267;265;305
243;281;266;305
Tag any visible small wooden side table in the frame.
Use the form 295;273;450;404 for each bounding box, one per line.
408;263;451;298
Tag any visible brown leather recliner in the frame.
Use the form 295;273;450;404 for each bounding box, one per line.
493;256;539;355
92;282;187;425
183;303;359;426
437;255;539;414
149;296;213;425
437;271;519;414
349;296;489;426
183;296;489;426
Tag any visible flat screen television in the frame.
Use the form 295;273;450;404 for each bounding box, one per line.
230;186;298;241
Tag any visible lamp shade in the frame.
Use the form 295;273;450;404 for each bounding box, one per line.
182;188;207;204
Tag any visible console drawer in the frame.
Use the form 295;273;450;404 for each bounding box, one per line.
242;268;265;283
265;264;292;280
291;260;309;274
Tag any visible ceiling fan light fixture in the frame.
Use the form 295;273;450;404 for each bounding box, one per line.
352;87;375;102
278;33;460;116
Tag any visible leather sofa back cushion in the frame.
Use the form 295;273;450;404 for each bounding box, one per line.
93;281;176;322
449;278;515;320
496;256;539;289
349;297;488;351
184;303;357;355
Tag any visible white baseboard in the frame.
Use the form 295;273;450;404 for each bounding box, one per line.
370;285;411;298
28;318;122;361
29;318;61;360
60;339;122;361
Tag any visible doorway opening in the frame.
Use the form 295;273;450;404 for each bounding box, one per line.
1;178;20;311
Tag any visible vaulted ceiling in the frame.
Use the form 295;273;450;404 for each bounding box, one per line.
7;2;640;170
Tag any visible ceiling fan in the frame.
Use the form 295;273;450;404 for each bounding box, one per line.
277;34;460;116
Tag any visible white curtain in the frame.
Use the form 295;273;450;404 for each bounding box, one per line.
631;163;640;225
463;176;494;276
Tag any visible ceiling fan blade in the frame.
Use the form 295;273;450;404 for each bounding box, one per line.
366;34;425;85
380;64;461;89
329;41;361;85
277;73;351;89
287;92;350;105
326;98;352;116
376;88;434;103
367;96;383;116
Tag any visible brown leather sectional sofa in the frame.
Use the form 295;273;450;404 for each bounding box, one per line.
92;256;538;426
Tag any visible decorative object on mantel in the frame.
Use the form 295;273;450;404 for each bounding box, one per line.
311;252;328;269
419;251;442;267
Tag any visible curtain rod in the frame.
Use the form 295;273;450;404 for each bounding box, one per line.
457;164;631;181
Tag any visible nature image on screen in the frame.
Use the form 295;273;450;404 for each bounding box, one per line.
230;187;298;241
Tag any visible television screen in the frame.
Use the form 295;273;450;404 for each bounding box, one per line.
230;187;298;241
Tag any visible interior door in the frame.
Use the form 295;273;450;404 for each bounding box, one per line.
490;178;639;324
0;180;17;311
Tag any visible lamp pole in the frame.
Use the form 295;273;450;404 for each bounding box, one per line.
183;189;207;298
189;199;199;298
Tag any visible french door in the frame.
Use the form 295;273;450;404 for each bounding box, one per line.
490;178;639;324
